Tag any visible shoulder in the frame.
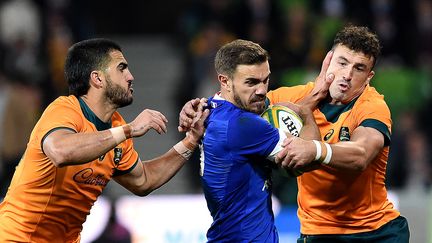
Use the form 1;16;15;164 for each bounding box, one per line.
356;86;390;116
268;82;314;104
228;110;277;141
46;95;80;111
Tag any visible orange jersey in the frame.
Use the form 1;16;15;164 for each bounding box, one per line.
0;95;139;242
267;82;399;235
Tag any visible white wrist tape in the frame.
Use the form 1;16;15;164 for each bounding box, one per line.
322;142;332;164
313;140;322;161
173;141;194;160
110;126;126;144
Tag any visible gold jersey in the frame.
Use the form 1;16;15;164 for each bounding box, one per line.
267;82;399;235
0;95;138;242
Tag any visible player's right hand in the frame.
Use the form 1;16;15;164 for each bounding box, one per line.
311;50;334;100
129;109;168;137
178;97;208;132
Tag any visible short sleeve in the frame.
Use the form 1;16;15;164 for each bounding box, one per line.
37;98;85;151
227;112;280;158
356;95;392;146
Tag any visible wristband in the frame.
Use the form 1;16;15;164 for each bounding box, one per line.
122;124;132;139
110;126;127;144
173;138;196;160
322;142;332;164
312;140;321;161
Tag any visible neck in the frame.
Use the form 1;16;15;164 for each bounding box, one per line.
220;89;236;105
80;93;116;123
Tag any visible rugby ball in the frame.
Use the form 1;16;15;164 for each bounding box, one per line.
261;105;303;137
261;105;304;177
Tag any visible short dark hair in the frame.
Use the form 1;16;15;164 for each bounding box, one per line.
65;38;122;96
333;25;382;67
215;39;269;78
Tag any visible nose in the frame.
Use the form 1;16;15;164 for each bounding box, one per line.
256;83;267;96
343;68;353;81
127;71;134;81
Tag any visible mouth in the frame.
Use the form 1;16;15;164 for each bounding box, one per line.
338;82;350;92
128;82;134;94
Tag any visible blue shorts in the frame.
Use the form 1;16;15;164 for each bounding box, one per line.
297;216;409;243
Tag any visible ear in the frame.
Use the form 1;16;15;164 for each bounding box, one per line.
365;70;375;86
218;74;231;92
90;71;103;88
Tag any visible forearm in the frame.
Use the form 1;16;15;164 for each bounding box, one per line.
44;125;131;167
297;92;323;111
297;105;321;140
299;112;321;140
319;141;367;171
135;136;198;196
319;127;383;172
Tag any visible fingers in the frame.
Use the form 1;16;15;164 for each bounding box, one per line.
191;98;208;127
179;98;206;131
132;109;168;136
188;108;210;142
320;51;333;77
325;73;335;85
179;109;193;130
147;110;168;134
316;51;334;86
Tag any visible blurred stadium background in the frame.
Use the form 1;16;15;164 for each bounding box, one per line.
0;0;431;242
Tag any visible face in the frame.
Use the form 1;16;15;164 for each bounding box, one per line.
103;50;134;108
326;44;375;104
223;61;270;114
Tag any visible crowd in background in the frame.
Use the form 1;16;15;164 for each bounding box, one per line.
0;0;431;207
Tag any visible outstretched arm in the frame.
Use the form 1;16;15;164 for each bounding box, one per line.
276;126;384;172
43;109;168;167
115;109;210;196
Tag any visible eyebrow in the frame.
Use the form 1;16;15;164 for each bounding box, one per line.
338;56;368;69
245;74;270;83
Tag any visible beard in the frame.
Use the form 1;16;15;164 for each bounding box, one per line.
232;85;266;114
105;76;133;108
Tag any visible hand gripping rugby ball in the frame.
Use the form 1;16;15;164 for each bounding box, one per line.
261;105;303;137
261;105;304;177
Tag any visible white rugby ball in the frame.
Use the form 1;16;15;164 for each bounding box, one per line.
261;105;303;137
261;105;304;177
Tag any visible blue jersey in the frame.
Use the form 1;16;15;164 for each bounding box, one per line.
200;95;281;242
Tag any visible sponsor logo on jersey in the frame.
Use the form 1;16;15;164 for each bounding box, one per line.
324;129;334;141
339;127;350;141
114;148;122;165
73;168;109;186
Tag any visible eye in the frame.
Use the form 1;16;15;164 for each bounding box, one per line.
355;66;365;72
339;61;347;66
118;63;128;71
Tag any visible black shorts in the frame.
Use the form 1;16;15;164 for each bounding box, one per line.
297;216;409;243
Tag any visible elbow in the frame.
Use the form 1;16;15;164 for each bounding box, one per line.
45;145;72;168
132;188;153;197
50;153;71;168
135;191;151;197
352;148;368;172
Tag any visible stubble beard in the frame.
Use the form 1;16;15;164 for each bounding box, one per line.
105;77;133;108
232;86;265;114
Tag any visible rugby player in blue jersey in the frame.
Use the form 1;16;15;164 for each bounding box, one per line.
190;39;332;242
